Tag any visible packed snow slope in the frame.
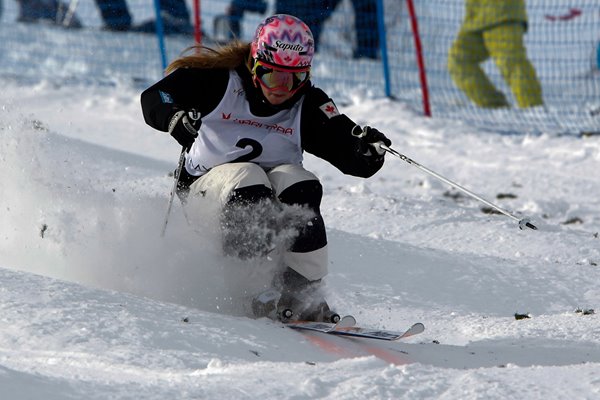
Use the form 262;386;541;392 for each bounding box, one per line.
1;78;600;399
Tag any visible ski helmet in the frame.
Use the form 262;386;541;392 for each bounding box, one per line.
250;14;314;70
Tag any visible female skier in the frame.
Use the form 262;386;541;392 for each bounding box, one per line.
141;14;391;322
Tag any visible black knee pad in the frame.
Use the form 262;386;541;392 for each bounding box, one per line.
278;180;323;210
227;184;274;206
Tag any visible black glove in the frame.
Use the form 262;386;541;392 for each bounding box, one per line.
168;109;201;150
352;125;392;157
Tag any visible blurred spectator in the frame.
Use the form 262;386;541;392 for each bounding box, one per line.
132;0;193;35
272;0;334;51
276;0;379;58
16;0;82;28
11;0;191;35
217;0;267;40
95;0;131;31
343;0;379;59
215;0;334;48
93;0;192;34
215;0;379;58
448;0;543;108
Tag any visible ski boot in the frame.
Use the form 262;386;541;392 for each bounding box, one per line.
251;289;281;320
275;267;340;323
251;268;340;323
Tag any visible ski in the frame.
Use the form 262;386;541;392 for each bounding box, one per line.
330;322;425;341
287;317;425;341
286;315;357;333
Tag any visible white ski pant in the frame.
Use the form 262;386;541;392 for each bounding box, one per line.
185;162;328;281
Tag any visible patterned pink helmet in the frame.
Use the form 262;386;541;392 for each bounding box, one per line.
250;14;314;70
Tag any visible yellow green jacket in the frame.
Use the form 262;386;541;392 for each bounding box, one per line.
461;0;528;32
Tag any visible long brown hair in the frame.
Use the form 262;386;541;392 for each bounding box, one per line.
165;40;252;74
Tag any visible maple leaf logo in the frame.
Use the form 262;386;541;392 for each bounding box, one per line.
319;101;339;119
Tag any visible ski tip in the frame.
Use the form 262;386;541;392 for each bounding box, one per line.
413;322;425;331
406;322;425;336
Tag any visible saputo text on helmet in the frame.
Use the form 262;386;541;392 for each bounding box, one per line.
274;41;304;52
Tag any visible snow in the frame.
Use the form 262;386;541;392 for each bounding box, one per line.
2;62;600;400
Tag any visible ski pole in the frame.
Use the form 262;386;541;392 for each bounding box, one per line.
161;147;186;237
61;0;79;27
160;109;201;236
378;142;537;230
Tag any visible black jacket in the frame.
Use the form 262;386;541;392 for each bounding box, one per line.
141;65;384;180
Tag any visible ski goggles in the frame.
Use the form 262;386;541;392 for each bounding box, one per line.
252;61;310;93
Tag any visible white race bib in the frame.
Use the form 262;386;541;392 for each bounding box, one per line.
185;71;304;176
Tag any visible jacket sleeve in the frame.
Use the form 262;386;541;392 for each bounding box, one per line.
300;87;385;178
140;68;229;132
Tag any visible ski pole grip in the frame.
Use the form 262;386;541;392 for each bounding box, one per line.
351;125;385;154
351;125;366;138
